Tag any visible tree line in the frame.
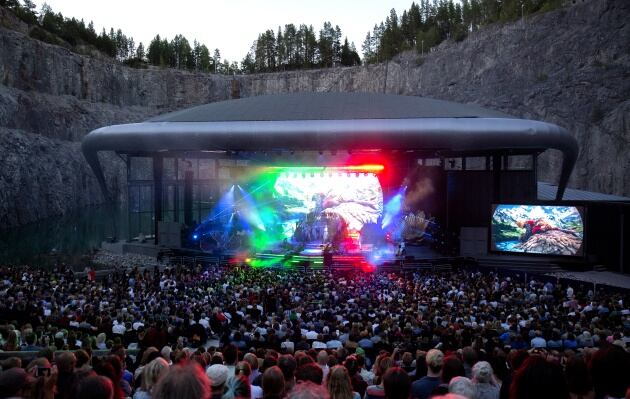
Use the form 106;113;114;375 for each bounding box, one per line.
2;0;564;73
241;22;361;73
363;0;563;63
1;0;231;72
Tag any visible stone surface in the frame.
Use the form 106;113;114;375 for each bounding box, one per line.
0;0;628;228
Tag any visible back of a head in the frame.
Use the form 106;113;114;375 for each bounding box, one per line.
471;361;493;384
590;345;630;399
224;344;239;365
57;351;77;374
142;357;170;392
565;356;592;396
278;354;297;382
449;376;474;399
262;366;285;398
343;355;359;376
510;356;569;399
326;365;353;399
442;356;465;384
462;347;477;365
222;375;251;399
317;350;328;365
295;363;324;385
75;375;114;399
243;353;259;371
383;367;411;399
287;381;330;399
426;349;444;374
153;362;210;399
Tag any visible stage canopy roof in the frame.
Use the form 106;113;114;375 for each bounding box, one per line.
82;92;578;200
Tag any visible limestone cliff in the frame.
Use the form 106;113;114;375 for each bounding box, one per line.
0;0;628;228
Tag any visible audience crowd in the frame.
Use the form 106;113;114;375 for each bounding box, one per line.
0;263;628;399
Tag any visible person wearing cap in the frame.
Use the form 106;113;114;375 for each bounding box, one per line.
411;349;443;399
471;361;498;399
207;364;229;399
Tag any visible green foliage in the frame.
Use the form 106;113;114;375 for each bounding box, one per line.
363;0;567;65
244;21;360;73
492;221;522;242
1;1;226;74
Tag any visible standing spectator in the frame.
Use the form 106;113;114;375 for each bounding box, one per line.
565;356;594;399
235;361;263;399
76;375;115;399
411;349;443;399
207;364;230;399
327;365;360;399
262;366;285;399
383;367;411;399
471;361;498;399
134;357;169;399
510;356;569;399
589;345;630;399
317;350;331;382
345;356;368;398
449;377;474;399
222;375;251;399
153;362;211;399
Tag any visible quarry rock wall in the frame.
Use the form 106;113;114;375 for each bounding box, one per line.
0;0;628;228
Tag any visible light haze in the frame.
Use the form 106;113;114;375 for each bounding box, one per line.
36;0;414;63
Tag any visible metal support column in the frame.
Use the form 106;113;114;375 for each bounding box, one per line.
153;155;163;245
493;155;502;203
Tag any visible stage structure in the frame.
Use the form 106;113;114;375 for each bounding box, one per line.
82;93;579;268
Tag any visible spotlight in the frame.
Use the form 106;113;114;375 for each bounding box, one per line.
192;234;199;240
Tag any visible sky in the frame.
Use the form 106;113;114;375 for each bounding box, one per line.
35;0;414;62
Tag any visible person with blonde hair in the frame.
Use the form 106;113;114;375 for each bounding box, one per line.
153;362;210;399
134;357;169;399
326;365;360;399
411;349;444;399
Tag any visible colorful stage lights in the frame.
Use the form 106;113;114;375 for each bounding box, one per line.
266;164;384;173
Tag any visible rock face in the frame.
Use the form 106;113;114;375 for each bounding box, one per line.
0;0;628;228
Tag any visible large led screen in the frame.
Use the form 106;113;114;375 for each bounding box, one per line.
196;166;384;253
491;204;584;256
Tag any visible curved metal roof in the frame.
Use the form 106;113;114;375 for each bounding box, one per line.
82;93;578;201
148;92;511;122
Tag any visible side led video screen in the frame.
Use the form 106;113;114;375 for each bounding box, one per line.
491;204;585;256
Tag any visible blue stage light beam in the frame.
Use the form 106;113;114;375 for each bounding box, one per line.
382;187;406;228
237;186;266;231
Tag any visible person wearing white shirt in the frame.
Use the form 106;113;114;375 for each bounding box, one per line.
112;320;126;335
